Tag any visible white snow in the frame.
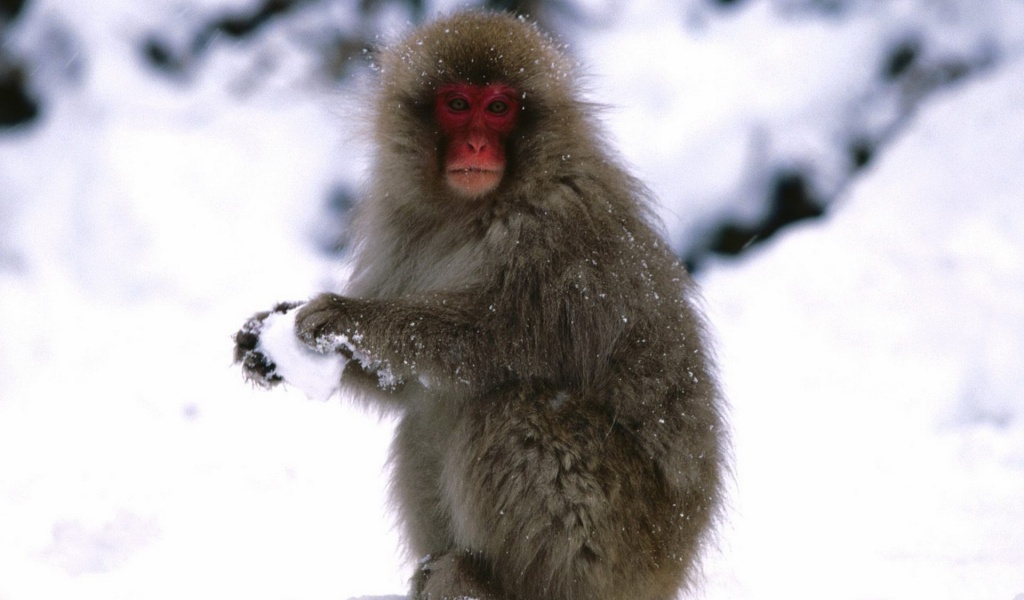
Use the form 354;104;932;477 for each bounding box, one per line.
576;0;1024;249
699;54;1024;600
256;306;347;402
1;1;1022;600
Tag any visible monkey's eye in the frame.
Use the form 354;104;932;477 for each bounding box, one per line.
487;100;509;114
447;98;470;111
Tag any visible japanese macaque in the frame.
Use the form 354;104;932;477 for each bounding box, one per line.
234;11;725;600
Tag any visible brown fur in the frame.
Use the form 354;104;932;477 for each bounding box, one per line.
236;11;725;600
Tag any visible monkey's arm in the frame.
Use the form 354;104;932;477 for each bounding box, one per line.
294;292;490;390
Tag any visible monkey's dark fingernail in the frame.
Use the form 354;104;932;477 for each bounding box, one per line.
235;331;259;349
273;301;301;313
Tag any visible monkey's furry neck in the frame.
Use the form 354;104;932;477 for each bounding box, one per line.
343;10;624;299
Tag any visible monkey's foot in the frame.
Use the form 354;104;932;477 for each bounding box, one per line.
413;552;496;600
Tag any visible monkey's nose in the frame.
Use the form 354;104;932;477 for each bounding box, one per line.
466;137;488;153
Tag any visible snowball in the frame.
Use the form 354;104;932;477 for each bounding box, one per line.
257;307;346;402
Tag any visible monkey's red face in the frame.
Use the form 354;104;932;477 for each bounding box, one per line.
434;83;520;198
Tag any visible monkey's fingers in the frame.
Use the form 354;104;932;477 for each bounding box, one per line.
238;347;283;388
233;301;306;362
233;301;306;386
271;300;304;314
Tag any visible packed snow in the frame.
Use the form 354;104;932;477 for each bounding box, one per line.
1;1;1022;600
253;305;347;402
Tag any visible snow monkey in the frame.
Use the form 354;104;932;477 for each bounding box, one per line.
234;11;725;600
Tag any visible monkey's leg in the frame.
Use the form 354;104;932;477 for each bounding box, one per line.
390;397;460;561
441;383;691;600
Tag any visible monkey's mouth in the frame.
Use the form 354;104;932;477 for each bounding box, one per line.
446;167;503;197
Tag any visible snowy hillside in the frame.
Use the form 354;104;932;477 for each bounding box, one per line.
701;55;1024;599
1;1;1023;599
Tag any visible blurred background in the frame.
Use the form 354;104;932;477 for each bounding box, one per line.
1;0;1022;598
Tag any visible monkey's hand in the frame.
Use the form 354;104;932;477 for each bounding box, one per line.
296;293;414;393
294;293;355;353
233;301;303;388
294;291;477;392
234;300;347;401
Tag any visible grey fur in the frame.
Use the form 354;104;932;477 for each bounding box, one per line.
236;11;726;600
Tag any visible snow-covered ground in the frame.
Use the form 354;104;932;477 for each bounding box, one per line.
1;1;1022;599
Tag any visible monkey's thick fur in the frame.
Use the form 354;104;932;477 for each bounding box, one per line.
235;11;725;600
